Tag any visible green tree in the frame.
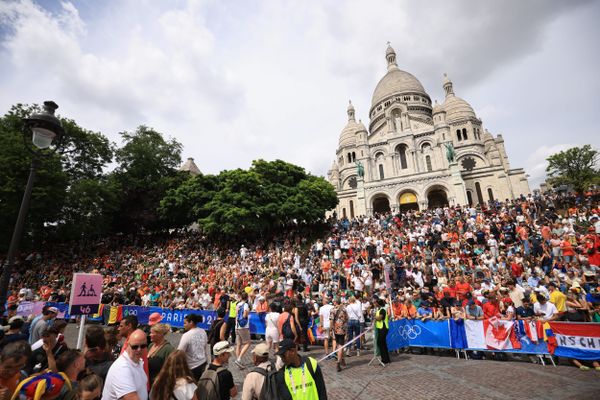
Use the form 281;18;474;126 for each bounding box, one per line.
159;159;338;238
546;145;599;194
112;126;183;232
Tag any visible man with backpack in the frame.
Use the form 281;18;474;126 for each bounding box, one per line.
197;341;237;400
241;342;275;400
234;292;251;369
271;339;328;400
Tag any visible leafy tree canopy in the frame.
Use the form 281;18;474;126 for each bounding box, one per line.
546;145;599;194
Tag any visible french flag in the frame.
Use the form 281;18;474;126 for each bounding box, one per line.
548;322;600;360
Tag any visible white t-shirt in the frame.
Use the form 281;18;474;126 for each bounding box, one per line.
352;276;365;292
319;304;334;329
177;327;208;369
533;302;558;321
172;378;197;400
266;312;280;330
102;351;148;400
345;302;363;322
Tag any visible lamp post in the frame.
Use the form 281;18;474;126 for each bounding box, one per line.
0;101;64;314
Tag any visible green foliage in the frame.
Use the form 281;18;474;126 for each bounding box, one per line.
546;145;599;194
160;159;338;238
112;126;183;232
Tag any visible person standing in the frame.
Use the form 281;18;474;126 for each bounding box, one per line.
234;292;251;369
329;297;348;372
318;298;334;358
103;329;149;400
178;314;208;380
265;303;281;353
241;343;274;400
273;339;328;400
345;296;363;356
150;350;197;400
197;341;237;400
147;323;175;385
374;298;390;364
29;306;58;344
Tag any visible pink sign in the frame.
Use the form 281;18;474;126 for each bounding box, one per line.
69;273;103;315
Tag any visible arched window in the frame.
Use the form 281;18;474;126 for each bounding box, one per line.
397;145;408;169
379;164;385;180
421;143;431;152
466;190;473;206
457;129;462;141
487;188;494;201
462;128;468;140
347;153;351;163
342;208;347;219
352;152;356;162
349;200;355;219
475;182;484;205
425;155;432;172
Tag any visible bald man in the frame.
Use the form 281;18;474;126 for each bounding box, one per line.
103;329;149;400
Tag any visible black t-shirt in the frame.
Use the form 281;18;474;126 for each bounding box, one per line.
516;305;535;318
208;363;234;400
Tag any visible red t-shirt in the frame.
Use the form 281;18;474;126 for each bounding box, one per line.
483;301;500;319
455;282;472;300
511;263;523;278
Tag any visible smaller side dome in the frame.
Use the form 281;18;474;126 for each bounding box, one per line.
432;100;444;114
338;100;360;147
441;74;476;123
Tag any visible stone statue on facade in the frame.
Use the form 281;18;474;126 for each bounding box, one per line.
444;143;456;163
356;161;365;178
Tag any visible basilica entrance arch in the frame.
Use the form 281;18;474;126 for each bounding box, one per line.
398;191;419;212
426;185;449;209
372;195;391;214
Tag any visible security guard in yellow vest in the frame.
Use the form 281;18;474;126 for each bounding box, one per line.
224;295;238;343
375;298;391;364
274;339;328;400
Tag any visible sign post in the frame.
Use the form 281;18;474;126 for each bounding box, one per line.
68;273;103;349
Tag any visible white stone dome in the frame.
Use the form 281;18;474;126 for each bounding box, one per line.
338;120;360;147
443;95;476;123
371;69;427;107
441;74;476;123
339;100;360;147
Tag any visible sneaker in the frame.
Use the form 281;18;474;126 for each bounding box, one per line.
579;365;590;371
356;350;361;357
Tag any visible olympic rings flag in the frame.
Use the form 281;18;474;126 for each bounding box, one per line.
387;319;452;350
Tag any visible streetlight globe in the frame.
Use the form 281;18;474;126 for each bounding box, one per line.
31;127;57;149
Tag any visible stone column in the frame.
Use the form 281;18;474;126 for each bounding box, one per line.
356;177;368;217
448;162;468;206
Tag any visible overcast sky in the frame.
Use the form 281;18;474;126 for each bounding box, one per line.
1;0;598;189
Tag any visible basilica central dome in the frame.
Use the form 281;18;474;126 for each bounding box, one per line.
370;44;428;108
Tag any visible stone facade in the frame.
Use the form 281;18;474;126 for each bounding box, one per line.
327;44;530;218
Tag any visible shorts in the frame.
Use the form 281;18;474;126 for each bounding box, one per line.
236;328;251;344
265;327;280;343
334;334;346;345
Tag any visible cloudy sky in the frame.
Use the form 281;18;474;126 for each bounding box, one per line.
1;0;598;188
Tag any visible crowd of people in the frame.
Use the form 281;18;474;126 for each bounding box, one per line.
1;190;600;398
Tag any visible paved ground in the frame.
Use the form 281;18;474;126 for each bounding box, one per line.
66;324;600;400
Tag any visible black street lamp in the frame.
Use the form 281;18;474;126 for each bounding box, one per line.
0;101;64;314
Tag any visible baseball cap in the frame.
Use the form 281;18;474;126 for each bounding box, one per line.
252;343;270;357
213;341;235;356
47;307;59;314
8;315;24;324
148;312;163;326
276;339;297;356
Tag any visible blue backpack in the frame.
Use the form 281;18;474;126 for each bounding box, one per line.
237;302;248;327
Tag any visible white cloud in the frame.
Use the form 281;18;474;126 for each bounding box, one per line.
0;0;598;184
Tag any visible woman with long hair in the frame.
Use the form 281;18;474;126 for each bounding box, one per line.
150;350;197;400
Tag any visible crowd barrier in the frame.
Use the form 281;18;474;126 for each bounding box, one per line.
22;302;600;360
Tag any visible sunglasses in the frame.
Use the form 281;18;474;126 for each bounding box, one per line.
130;344;148;350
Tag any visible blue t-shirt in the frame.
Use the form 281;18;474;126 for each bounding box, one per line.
417;307;432;316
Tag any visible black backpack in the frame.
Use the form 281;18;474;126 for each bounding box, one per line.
249;361;276;400
282;314;295;339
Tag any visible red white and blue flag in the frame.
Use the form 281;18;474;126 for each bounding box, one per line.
548;322;600;360
464;318;521;350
